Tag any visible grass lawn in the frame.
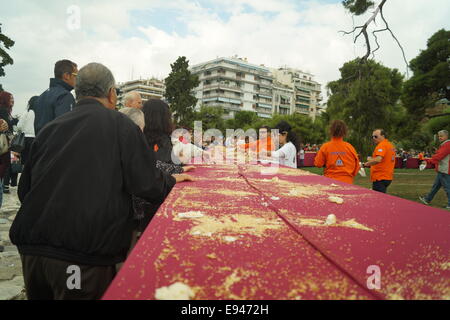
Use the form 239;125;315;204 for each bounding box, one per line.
300;167;448;210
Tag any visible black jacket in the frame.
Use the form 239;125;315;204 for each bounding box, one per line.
34;78;75;134
10;98;176;265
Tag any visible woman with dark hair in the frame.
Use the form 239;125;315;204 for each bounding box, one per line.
266;121;299;168
314;120;360;184
133;99;194;234
142;99;194;173
0;91;18;194
17;96;38;165
0;91;12;210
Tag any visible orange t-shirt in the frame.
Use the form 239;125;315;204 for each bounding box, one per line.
370;139;395;182
239;137;275;152
314;137;360;184
418;153;424;161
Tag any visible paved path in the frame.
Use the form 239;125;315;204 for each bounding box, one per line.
0;188;26;300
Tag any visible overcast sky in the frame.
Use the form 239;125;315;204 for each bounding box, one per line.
1;0;449;115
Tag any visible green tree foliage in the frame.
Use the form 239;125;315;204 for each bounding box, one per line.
229;113;326;145
402;29;450;123
426;107;450;135
164;56;199;127
225;111;258;130
0;23;15;91
342;0;375;15
190;107;327;146
192;105;226;133
326;58;403;157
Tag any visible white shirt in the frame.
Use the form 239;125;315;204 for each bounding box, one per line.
172;139;204;164
17;110;35;138
272;141;297;168
299;149;305;160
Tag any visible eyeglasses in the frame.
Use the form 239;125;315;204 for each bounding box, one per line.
372;135;379;139
71;72;78;76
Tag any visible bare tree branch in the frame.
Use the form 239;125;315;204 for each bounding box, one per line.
339;0;409;77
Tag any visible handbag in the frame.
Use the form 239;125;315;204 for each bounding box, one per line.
0;133;9;155
9;131;25;153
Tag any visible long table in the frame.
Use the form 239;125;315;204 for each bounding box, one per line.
103;164;450;300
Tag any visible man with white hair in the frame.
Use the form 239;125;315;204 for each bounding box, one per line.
10;63;178;299
419;129;450;210
119;107;145;131
123;91;143;109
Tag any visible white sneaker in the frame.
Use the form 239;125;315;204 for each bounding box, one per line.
419;196;429;205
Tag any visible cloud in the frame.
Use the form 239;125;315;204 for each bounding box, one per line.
1;0;449;115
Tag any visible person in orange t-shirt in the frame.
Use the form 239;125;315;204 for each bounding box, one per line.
314;120;360;184
418;152;425;162
364;129;396;193
239;126;275;153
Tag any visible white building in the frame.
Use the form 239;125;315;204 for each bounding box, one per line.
271;68;323;120
272;81;294;116
117;78;165;107
190;56;274;119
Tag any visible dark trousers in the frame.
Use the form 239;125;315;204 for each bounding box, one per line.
3;166;17;187
21;255;116;300
21;137;35;166
372;180;392;193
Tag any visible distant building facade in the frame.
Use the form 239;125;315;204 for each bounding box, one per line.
270;67;323;121
117;78;165;107
190;57;323;120
190;57;274;119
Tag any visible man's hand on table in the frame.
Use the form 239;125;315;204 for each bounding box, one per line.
173;173;196;183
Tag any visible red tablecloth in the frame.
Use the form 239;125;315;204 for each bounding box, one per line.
396;157;435;169
103;164;450;300
300;152;316;167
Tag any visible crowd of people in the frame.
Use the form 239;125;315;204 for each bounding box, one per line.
0;58;448;300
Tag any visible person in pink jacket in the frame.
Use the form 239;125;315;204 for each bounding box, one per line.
419;130;450;209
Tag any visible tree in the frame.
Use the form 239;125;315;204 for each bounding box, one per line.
0;23;15;90
192;105;226;133
340;0;408;72
426;107;450;136
225;111;258;130
164;56;199;127
402;29;450;123
326;58;403;157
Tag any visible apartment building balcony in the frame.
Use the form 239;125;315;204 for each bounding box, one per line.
203;93;242;100
296;97;310;104
257;112;272;119
295;104;310;114
202;96;242;105
203;101;242;112
203;84;243;93
256;102;272;109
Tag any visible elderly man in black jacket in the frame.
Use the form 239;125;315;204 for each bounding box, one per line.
34;59;78;134
10;62;178;300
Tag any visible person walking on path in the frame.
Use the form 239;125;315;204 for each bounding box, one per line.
419;130;450;210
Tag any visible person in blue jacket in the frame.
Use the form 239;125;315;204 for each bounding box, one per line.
34;59;78;134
